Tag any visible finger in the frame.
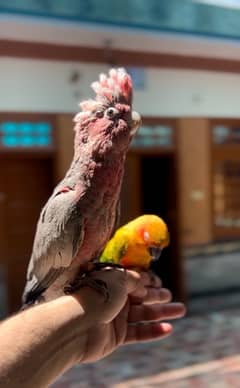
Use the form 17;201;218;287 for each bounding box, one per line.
128;302;186;323
127;271;156;299
143;287;172;305
90;267;141;296
139;271;162;288
129;287;172;305
148;271;162;288
124;322;173;344
128;283;148;300
128;272;163;301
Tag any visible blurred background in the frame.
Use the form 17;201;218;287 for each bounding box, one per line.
1;0;240;386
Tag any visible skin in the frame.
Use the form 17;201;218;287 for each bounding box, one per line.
0;269;186;388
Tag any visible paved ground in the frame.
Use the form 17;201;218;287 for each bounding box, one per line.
53;306;240;387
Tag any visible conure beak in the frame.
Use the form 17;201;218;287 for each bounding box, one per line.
149;246;162;261
130;111;141;136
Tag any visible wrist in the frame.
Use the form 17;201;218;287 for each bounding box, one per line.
0;296;95;387
49;294;104;365
31;295;96;367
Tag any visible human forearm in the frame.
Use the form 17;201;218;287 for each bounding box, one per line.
0;296;90;388
0;269;186;387
0;269;134;388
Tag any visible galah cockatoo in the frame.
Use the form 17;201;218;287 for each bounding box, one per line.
22;68;141;306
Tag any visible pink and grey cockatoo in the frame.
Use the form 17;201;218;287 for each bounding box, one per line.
22;68;141;306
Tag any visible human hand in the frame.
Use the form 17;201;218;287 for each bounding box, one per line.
73;268;186;363
0;268;185;388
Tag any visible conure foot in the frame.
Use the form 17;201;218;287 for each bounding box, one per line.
64;276;109;302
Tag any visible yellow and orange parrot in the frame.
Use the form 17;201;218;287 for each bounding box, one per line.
99;214;169;270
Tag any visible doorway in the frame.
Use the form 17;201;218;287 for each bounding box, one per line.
140;154;182;299
121;152;185;301
0;157;54;313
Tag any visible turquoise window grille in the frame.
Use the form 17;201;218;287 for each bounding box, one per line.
0;122;53;148
131;125;174;148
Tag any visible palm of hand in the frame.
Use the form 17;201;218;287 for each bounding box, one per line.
81;308;128;362
75;268;185;363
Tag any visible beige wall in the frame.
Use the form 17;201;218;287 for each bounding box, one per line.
177;118;212;247
3;57;240;118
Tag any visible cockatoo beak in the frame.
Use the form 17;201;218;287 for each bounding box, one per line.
130;111;141;136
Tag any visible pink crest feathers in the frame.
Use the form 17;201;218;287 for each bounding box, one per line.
91;68;132;105
73;68;132;126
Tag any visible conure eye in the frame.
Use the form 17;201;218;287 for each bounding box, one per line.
105;107;119;119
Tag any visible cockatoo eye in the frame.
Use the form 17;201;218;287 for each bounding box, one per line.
95;110;104;118
105;107;119;119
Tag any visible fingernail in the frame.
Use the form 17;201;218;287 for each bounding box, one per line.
161;322;172;333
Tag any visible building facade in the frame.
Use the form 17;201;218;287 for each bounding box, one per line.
2;1;240;311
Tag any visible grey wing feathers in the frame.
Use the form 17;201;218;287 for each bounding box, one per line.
114;200;121;232
22;190;84;305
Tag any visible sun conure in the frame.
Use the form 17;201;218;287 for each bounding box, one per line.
99;214;169;270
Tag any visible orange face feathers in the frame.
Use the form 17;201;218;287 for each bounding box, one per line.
99;214;169;271
135;215;170;248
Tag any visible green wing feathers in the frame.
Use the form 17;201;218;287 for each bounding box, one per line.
99;229;128;264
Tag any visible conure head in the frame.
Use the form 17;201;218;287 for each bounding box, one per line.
136;214;170;261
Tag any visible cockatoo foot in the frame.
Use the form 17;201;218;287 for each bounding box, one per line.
64;276;109;302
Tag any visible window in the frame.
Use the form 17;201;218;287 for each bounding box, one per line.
213;161;240;228
0;122;53;149
130;125;174;149
213;125;240;144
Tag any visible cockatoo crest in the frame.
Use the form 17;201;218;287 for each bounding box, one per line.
74;68;132;126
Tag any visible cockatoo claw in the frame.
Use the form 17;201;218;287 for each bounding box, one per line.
64;276;109;302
